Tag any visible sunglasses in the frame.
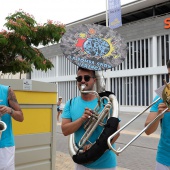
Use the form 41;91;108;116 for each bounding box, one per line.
76;75;95;82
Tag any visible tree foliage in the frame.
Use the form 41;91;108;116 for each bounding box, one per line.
0;10;66;74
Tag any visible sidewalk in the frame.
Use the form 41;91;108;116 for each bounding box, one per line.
55;151;130;170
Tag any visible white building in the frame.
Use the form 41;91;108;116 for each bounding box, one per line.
31;0;170;113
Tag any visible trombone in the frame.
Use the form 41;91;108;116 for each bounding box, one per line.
107;79;170;156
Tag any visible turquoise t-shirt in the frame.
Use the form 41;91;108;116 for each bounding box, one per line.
0;85;15;148
150;95;170;166
61;96;117;169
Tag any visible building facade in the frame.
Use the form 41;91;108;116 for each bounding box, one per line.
31;0;170;113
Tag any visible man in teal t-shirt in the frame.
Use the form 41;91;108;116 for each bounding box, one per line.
0;84;24;170
61;67;120;170
145;60;170;170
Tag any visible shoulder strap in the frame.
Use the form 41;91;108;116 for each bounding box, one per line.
70;98;72;106
69;97;76;106
99;91;115;97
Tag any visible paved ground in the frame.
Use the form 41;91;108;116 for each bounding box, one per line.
55;151;130;170
55;112;160;170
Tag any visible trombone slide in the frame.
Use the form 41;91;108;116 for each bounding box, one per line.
107;97;162;155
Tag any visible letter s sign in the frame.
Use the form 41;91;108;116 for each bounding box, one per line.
164;18;170;29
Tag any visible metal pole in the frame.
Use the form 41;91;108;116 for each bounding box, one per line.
106;0;108;27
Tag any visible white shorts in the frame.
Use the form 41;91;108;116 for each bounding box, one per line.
75;164;116;170
155;161;170;170
0;146;15;170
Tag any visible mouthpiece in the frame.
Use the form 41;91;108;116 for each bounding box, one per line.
80;84;86;91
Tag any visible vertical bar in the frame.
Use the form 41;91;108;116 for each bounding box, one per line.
148;38;151;67
122;78;125;105
148;75;151;105
140;76;142;106
132;76;135;105
164;35;166;65
125;77;127;105
115;78;117;98
106;0;108;27
118;77;120;103
158;36;162;66
140;40;142;68
164;35;167;66
129;42;131;69
144;39;146;68
132;41;134;69
169;34;170;59
144;76;146;106
136;40;139;68
129;77;131;105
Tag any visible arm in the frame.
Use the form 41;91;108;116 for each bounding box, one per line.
0;87;24;122
145;103;167;135
61;108;92;136
61;118;84;136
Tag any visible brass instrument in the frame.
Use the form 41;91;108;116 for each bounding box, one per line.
68;72;120;163
0;118;7;139
107;79;170;155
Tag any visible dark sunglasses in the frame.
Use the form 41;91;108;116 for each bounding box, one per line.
76;75;94;82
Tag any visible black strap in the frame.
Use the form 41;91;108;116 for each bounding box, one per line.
99;91;115;97
72;117;119;164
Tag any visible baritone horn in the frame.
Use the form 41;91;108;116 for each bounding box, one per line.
107;79;170;156
68;73;120;164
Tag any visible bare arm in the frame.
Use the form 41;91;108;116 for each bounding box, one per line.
0;87;24;122
145;112;161;135
145;103;167;135
61;118;84;136
61;108;92;136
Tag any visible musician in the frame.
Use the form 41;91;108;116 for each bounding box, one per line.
145;60;170;170
61;67;120;170
57;96;63;122
0;85;24;170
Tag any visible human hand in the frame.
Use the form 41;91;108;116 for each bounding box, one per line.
81;108;93;121
83;144;92;152
158;103;170;118
0;105;11;116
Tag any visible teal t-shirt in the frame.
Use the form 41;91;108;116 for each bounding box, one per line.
150;95;170;166
62;96;117;169
0;85;15;148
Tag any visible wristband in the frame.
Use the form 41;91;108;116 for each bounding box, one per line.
10;108;14;115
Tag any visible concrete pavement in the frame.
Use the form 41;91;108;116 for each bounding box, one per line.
55;151;130;170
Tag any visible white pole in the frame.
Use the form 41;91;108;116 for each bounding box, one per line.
106;0;108;27
105;0;110;91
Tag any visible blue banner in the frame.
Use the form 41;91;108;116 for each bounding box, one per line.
108;0;122;29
